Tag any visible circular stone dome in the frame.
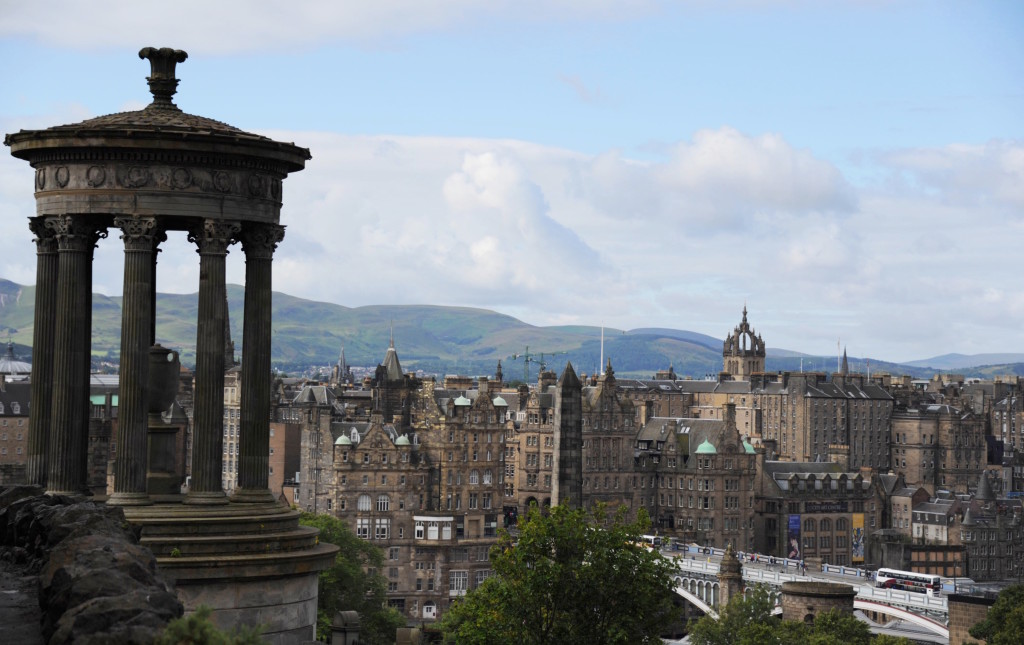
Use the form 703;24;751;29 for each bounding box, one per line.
0;342;31;375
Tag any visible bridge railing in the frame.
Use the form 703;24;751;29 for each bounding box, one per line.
856;586;948;613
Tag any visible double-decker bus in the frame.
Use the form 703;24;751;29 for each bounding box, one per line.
875;568;942;596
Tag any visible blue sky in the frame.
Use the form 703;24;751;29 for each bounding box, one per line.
1;1;1022;363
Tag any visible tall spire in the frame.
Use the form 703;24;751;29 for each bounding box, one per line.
841;347;849;375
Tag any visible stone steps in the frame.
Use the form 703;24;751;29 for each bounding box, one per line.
141;525;320;557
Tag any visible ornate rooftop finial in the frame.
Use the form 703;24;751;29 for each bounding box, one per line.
139;47;188;109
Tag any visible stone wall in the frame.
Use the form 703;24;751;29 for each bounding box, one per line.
947;593;995;645
0;485;183;644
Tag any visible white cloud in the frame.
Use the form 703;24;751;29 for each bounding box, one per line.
879;140;1024;212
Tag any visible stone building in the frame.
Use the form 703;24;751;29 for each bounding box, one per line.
0;378;30;470
754;461;881;566
331;367;510;623
892;403;989;495
722;306;765;380
634;405;757;549
959;471;1024;581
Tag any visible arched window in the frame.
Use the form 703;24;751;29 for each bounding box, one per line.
820;518;832;532
357;494;371;511
804;518;816;532
482;470;492;485
350;428;360;443
377;495;390;512
469;470;479;485
837;518;848;531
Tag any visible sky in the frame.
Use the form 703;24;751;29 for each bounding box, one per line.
1;0;1022;364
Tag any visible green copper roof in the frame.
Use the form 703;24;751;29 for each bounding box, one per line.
89;394;117;406
395;435;411;446
334;435;352;446
454;396;471;406
743;441;755;454
492;396;507;407
695;438;717;454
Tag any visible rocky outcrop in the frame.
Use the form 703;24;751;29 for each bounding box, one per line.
0;485;183;644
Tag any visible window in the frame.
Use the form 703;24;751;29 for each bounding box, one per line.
450;571;468;595
356;518;369;539
375;518;391;539
358;494;371;511
470;470;479;485
377;495;390;512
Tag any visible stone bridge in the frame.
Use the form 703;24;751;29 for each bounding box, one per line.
665;549;949;639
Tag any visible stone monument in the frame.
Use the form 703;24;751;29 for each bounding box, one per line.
6;47;337;643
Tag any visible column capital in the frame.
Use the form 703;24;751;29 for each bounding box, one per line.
29;217;58;254
47;215;108;252
239;223;285;260
114;215;162;251
188;219;240;255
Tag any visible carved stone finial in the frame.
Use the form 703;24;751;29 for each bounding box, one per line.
138;47;189;109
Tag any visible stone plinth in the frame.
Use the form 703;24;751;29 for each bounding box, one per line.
780;581;856;624
124;501;337;645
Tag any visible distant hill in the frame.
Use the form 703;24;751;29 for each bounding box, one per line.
2;278;1021;380
904;353;1024;370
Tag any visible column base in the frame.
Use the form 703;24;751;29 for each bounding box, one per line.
230;488;278;504
184;490;230;505
107;491;154;506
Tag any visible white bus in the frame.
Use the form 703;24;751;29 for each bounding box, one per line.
637;535;663;549
875;568;942;596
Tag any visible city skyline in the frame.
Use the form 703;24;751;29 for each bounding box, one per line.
1;1;1022;363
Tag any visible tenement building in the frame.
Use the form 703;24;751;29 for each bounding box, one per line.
634;404;757;549
331;354;511;623
754;461;881;566
891;403;989;495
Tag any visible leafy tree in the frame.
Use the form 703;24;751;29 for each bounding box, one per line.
968;584;1024;645
440;503;681;645
299;512;405;644
688;585;910;645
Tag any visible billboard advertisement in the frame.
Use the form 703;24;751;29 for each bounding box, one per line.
787;514;801;560
852;513;865;563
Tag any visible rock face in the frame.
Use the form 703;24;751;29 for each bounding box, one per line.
0;485;183;644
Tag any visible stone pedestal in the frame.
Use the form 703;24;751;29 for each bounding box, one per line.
780;581;856;624
124;502;337;645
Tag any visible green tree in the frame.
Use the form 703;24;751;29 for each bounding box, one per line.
156;605;266;645
439;504;681;645
299;512;405;644
968;584;1024;645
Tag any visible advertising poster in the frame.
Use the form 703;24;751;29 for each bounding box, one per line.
852;513;865;563
787;514;801;560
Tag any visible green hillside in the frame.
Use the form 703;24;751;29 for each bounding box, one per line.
1;278;1015;381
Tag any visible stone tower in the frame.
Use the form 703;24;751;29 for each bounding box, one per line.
723;306;765;380
552;362;583;508
717;542;744;609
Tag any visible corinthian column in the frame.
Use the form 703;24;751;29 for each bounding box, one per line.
232;224;285;503
108;216;159;506
184;219;239;505
26;217;58;487
47;216;107;495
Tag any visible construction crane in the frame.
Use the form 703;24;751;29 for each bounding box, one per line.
511;346;569;383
